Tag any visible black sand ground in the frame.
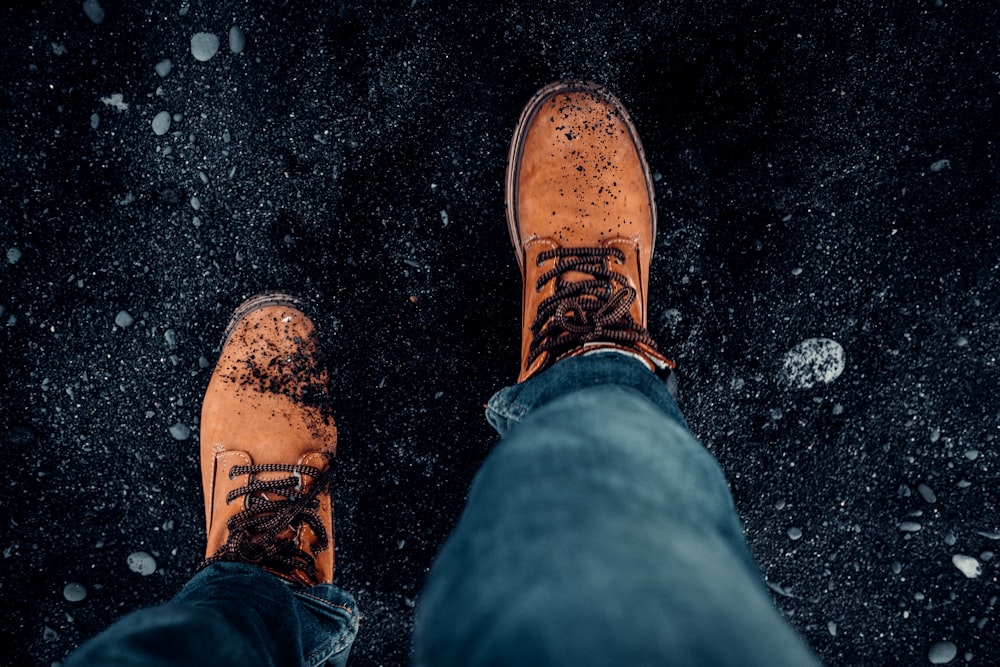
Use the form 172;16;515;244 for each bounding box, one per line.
2;1;998;665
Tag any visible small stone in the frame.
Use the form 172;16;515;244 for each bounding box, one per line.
917;484;937;504
930;427;941;443
115;310;134;328
82;0;105;24
198;356;210;368
952;554;981;579
90;113;100;129
163;328;178;349
155;58;172;78
827;621;837;636
900;521;922;533
63;582;87;602
929;159;951;173
780;338;845;389
191;32;220;62
151;111;171;136
891;560;902;574
169;423;191;441
964;450;979;460
928;640;958;664
229;26;246;53
787;527;803;541
190;196;201;210
127;551;156;576
6;247;21;264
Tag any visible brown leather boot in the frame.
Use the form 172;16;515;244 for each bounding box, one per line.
200;293;338;586
505;80;674;382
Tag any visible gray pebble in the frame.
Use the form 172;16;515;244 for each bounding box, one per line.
151;111;171;136
190;196;201;210
169;423;191;441
899;521;922;532
127;551;156;576
63;582;87;602
82;0;105;24
928;640;957;664
164;328;178;349
787;527;803;541
155;58;172;78
90;113;99;129
929;159;951;173
115;310;134;328
191;32;220;62
7;247;22;264
229;26;246;53
917;483;937;503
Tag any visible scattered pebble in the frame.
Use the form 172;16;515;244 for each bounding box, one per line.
164;329;178;349
168;423;191;441
114;310;134;328
190;196;201;210
976;531;1000;540
151;111;171;136
191;32;220;61
82;0;105;24
63;582;87;602
229;26;246;53
891;560;902;574
787;527;803;540
930;427;941;443
900;521;922;533
827;621;837;636
7;248;21;264
917;484;937;503
127;551;156;576
100;93;128;111
929;159;951;173
155;58;172;78
780;338;845;389
928;640;958;664
951;554;981;578
964;450;979;460
90;113;99;129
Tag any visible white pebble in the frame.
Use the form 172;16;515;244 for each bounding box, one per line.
190;196;201;210
781;338;845;389
964;450;980;460
63;582;87;602
787;527;803;541
191;32;220;62
169;423;191;441
115;310;134;328
917;484;937;503
127;551;157;576
929;159;951;173
155;58;172;78
82;0;105;24
229;26;246;53
952;554;981;579
928;640;958;663
151;111;171;136
899;521;922;532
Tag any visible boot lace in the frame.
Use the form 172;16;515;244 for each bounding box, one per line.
528;246;660;369
202;457;332;584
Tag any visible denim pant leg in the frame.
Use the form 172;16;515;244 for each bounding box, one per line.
64;562;359;667
414;353;819;667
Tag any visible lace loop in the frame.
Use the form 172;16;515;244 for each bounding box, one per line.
202;456;332;585
528;246;660;369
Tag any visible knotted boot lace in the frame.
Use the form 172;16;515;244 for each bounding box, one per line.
528;246;662;370
201;456;332;585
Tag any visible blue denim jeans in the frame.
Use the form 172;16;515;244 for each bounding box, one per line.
413;352;820;666
66;353;817;666
64;561;358;667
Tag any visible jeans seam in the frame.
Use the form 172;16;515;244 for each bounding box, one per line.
488;395;529;424
297;592;358;664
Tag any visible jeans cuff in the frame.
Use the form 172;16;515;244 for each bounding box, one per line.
486;352;687;436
